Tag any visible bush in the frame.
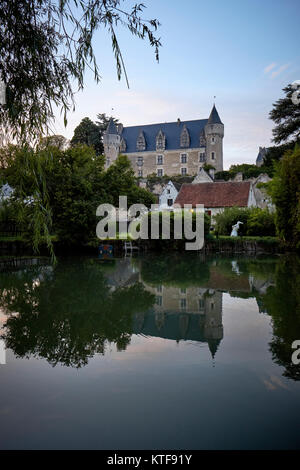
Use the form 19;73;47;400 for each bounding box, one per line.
143;209;211;240
214;207;251;236
267;144;300;249
247;208;276;236
214;206;276;237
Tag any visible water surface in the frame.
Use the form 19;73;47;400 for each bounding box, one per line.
0;253;300;449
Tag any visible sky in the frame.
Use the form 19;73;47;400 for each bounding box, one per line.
53;0;300;169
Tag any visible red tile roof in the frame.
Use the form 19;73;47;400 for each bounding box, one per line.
175;182;251;208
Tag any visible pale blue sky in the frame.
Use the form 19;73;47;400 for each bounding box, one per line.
53;0;300;169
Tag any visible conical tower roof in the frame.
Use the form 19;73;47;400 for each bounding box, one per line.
207;105;222;125
106;117;118;135
208;338;221;359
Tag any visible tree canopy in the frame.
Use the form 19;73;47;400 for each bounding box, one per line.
0;1;161;141
269;84;300;144
2;146;155;249
70;113;119;155
268;144;300;248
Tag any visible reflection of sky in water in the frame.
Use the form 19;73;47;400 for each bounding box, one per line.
0;255;299;449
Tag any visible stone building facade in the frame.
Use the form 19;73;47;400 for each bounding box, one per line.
103;105;224;177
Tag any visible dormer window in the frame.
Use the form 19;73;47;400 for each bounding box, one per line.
136;131;146;151
120;137;126;152
180;125;190;148
156;130;165;151
200;131;206;147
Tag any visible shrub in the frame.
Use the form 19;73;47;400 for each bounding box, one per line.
214;207;251;236
214;206;276;237
247;208;276;236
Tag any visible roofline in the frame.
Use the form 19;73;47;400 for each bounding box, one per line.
121;118;208;130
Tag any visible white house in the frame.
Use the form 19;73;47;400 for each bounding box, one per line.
158;180;181;209
192;168;214;184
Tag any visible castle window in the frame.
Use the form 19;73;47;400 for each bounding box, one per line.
180;125;190;148
181;167;187;176
157;155;164;165
167;198;173;206
156;130;166;151
136;131;146;151
120;137;126;152
137;156;144;166
180;298;186;310
211;152;215;160
138;170;143;177
199;152;205;162
106;157;110;166
211;136;215;144
155;295;162;306
198;299;205;311
157;168;164;177
200;132;206;147
181;153;187;163
156;285;162;293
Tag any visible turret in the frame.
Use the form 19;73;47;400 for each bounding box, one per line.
103;118;121;167
204;105;224;172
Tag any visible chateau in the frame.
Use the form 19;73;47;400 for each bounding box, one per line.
103;105;224;177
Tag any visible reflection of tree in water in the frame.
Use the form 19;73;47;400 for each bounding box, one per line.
140;254;210;287
0;261;155;368
259;256;300;380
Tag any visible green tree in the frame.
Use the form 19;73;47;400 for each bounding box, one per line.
3;147;155;247
103;155;156;207
269;84;300;144
71;117;103;155
0;1;161;141
268;145;300;248
39;135;69;151
0;1;161;257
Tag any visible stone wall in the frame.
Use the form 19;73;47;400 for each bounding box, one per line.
125;149;208;177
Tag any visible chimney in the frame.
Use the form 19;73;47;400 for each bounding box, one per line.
209;168;215;180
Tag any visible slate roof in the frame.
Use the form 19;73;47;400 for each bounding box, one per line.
207;104;222;125
120;119;208;153
106;118;118;135
175;182;251;208
256;147;269;164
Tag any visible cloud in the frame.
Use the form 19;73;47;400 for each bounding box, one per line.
264;62;277;74
264;62;291;79
271;63;290;78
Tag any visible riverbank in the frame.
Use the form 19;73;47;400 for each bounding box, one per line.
0;234;283;257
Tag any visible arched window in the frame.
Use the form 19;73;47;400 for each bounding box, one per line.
180;125;190;148
156;130;165;151
136;131;146;151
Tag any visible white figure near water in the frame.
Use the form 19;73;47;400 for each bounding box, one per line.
230;221;243;237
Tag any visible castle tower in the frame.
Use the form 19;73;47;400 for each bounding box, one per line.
103;118;121;167
204;105;224;172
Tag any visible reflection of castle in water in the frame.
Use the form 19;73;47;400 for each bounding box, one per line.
133;289;223;358
103;256;276;358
